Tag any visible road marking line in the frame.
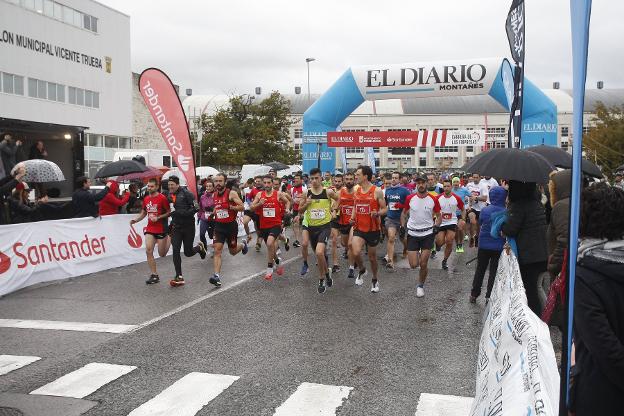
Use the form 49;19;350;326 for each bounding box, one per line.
0;319;138;334
30;362;136;398
130;256;300;333
273;382;353;416
415;393;473;416
0;355;41;376
127;372;239;416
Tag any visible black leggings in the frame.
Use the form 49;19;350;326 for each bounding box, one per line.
171;223;198;277
471;249;501;299
199;219;215;248
519;261;547;316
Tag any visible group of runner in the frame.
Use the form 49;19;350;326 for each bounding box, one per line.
129;166;496;297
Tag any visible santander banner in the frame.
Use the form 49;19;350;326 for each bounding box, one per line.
327;129;486;147
138;68;198;199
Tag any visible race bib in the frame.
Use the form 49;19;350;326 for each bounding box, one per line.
205;211;212;220
215;209;229;219
342;206;353;216
442;212;453;220
388;201;399;211
356;204;370;215
263;207;276;218
310;209;326;220
169;203;175;212
471;191;480;196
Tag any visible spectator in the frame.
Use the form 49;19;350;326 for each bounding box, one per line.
547;170;572;278
98;180;130;216
614;173;623;190
72;176;109;218
125;183;143;214
1;164;26;224
501;180;548;315
7;182;43;223
570;183;624;416
0;133;22;176
198;180;215;250
28;140;48;160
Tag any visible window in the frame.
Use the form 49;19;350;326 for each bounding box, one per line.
346;147;364;154
76;88;84;106
92;91;99;108
37;79;46;99
119;137;131;149
28;78;37;97
63;5;74;24
23;0;35;9
88;134;103;147
163;155;171;168
1;72;23;95
561;126;569;137
73;10;83;27
104;136;118;148
294;128;303;139
419;157;427;167
582;126;591;134
57;84;65;102
16;0;99;33
466;146;474;153
34;0;43;13
47;82;57;101
294;143;302;152
85;90;93;107
53;2;62;19
90;17;97;32
391;147;415;155
43;0;53;16
419;147;427;153
84;13;91;30
68;86;76;104
434;146;459;152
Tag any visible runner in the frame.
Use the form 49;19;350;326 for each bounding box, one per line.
250;175;291;281
130;178;171;284
335;172;361;279
479;175;499;203
198;180;215;257
451;176;470;253
329;173;344;273
401;174;441;298
272;177;292;255
350;165;387;293
322;171;332;188
384;172;411;270
466;173;489;247
435;178;466;270
243;176;264;251
290;173;307;248
298;168;339;293
167;175;207;286
210;173;249;286
241;178;254;239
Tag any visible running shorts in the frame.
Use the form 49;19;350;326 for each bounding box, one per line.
353;230;381;247
306;224;331;250
384;217;402;231
260;226;282;242
407;233;435;252
145;232;167;240
213;221;239;249
439;224;457;232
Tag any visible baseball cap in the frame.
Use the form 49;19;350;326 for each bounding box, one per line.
452;177;461;184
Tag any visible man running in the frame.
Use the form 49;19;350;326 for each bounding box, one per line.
167;175;207;286
210;173;249;286
329;173;344;273
335;172;361;279
290;173;307;248
350;165;387;293
466;173;489;247
401;175;441;298
272;177;292;255
298;168;339;293
130;178;171;284
451;177;470;253
435;178;466;270
250;175;291;281
243;176;263;251
384;172;410;270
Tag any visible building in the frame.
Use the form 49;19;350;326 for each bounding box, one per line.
0;0;131;194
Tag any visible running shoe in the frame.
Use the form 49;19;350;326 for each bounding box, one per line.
242;240;249;255
469;295;477;304
293;240;301;248
347;268;356;279
209;274;222;287
455;244;464;253
416;285;425;298
318;279;326;294
264;272;273;281
464;234;469;241
197;242;207;260
342;250;348;259
276;265;284;276
382;254;389;264
370;281;380;293
430;250;437;259
386;262;395;272
170;276;185;287
284;237;290;251
255;242;261;252
332;264;340;273
145;274;160;285
326;272;333;288
355;269;366;286
441;259;448;270
300;262;309;276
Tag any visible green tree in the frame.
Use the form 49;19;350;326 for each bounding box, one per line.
198;92;300;166
584;102;624;177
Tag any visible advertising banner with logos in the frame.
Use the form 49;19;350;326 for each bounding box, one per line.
327;130;486;148
0;214;252;298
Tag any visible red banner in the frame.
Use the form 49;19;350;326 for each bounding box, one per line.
327;131;420;147
138;68;198;200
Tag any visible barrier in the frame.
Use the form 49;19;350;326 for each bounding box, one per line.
0;213;254;297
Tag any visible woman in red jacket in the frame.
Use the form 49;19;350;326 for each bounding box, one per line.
99;180;130;216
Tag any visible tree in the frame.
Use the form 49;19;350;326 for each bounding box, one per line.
197;92;300;166
583;102;624;177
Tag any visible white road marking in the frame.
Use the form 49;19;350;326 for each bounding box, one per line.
30;362;136;398
127;372;239;416
273;382;353;416
0;355;41;376
0;319;138;333
415;393;474;416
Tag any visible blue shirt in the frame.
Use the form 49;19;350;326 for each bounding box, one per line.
384;186;411;220
452;186;470;215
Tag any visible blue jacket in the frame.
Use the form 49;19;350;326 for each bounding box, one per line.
478;186;507;251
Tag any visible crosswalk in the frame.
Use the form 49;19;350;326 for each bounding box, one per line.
1;354;473;415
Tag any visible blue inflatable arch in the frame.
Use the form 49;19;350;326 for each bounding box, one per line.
302;58;557;173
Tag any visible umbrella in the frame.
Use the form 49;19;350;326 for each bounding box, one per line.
264;161;290;171
462;148;555;184
526;145;603;178
616;164;624;173
15;159;65;183
116;166;167;182
95;160;149;179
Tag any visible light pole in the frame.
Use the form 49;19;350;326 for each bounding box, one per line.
306;57;319;168
306;57;315;103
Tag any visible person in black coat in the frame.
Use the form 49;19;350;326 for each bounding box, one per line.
571;183;624;416
501;180;548;315
71;176;110;218
0;164;25;224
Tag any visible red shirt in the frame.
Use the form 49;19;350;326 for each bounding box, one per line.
213;189;237;223
338;187;355;226
250;186;263;214
354;185;380;232
143;193;169;234
291;185;306;212
258;190;283;229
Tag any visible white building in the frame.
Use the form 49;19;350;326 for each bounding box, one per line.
0;0;131;194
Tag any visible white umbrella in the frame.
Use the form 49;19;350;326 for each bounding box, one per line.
14;160;65;183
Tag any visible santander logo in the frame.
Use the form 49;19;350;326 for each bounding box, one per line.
127;224;143;249
0;251;11;274
178;154;191;172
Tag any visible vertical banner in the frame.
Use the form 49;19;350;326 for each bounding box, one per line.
565;0;592;412
138;68;198;200
506;0;525;148
340;147;348;173
366;147;376;175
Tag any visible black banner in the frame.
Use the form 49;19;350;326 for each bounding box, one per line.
505;0;525;148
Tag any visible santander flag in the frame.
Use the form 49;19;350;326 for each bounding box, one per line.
138;68;198;199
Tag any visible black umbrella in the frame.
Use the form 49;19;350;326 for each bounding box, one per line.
94;160;149;179
264;161;290;171
462;148;555;184
525;145;603;178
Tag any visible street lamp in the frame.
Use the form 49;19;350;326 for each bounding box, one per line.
305;57;315;103
305;58;320;168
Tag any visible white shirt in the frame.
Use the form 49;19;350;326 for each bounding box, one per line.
404;193;441;237
466;182;489;211
479;178;499;203
437;193;465;226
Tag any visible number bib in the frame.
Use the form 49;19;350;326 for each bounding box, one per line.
442;212;453;220
342;206;353;216
356;204;371;215
388;201;399;211
310;208;326;220
263;207;276;218
215;209;229;219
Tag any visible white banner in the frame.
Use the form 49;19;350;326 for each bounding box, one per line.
471;251;559;416
447;130;486;146
0;213;254;298
351;58;502;100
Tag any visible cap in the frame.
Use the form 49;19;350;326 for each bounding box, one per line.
415;174;427;183
452;177;461;184
15;182;31;191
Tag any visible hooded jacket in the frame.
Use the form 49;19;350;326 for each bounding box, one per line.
547;170;571;275
98;180;130;216
573;239;624;415
478;186;507;251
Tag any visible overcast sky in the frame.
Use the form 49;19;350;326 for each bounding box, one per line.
100;0;623;96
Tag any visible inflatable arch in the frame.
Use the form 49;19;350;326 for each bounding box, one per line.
302;58;557;173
